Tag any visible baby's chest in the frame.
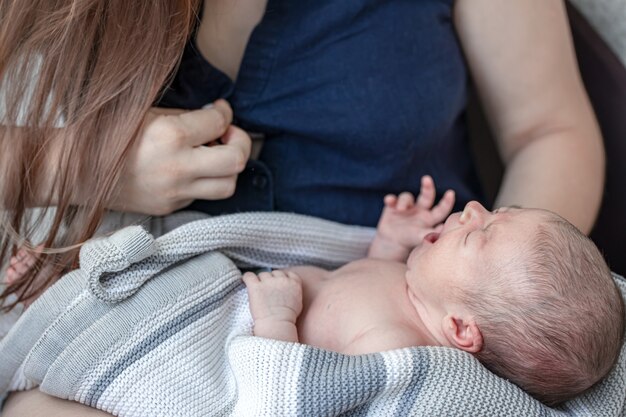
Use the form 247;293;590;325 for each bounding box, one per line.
298;270;404;351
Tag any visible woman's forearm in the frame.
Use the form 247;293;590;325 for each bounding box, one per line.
455;0;605;234
494;125;604;234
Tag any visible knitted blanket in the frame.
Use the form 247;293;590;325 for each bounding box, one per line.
0;212;625;416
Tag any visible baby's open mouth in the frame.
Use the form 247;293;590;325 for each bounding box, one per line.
424;232;440;244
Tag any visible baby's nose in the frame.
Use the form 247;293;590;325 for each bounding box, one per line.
459;201;489;224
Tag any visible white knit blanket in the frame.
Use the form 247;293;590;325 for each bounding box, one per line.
0;212;625;416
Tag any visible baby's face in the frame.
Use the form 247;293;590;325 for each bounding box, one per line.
405;202;549;321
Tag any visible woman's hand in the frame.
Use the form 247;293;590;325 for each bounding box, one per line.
109;99;252;215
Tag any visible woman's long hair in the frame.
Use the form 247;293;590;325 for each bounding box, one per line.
0;0;200;309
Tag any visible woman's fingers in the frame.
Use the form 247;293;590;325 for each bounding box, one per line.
4;244;43;285
184;125;251;178
109;103;252;215
175;99;234;147
187;142;248;177
180;176;239;200
166;126;251;197
220;125;252;161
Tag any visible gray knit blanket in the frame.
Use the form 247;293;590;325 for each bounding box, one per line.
0;212;625;416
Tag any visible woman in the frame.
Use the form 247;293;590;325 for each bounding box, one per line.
1;0;604;414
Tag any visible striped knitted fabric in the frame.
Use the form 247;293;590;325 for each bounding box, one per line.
0;212;625;416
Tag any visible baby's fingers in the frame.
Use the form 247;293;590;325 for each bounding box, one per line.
430;190;456;222
384;194;398;208
396;192;415;211
416;175;436;209
242;272;260;286
384;193;416;211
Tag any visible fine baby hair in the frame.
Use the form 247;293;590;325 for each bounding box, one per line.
458;212;624;406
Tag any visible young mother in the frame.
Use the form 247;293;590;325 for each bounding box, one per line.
1;0;603;415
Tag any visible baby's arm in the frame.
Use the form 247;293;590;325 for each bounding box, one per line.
242;270;303;343
368;176;455;262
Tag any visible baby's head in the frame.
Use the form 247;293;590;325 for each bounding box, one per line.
406;202;624;406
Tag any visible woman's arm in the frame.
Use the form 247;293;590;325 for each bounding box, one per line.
455;0;604;233
3;390;114;417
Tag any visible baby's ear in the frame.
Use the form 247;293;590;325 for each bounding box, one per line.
442;314;483;353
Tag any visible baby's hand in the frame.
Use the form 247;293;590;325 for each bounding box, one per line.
243;270;303;342
369;176;455;261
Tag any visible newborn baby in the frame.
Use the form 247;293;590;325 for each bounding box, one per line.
243;176;625;406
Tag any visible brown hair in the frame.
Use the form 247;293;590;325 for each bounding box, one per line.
0;0;200;309
461;216;625;406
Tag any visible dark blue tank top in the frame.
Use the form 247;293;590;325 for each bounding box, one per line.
158;0;485;226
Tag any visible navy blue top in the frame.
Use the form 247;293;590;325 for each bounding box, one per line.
158;0;485;226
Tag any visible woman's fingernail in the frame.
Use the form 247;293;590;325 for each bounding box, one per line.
202;103;215;109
